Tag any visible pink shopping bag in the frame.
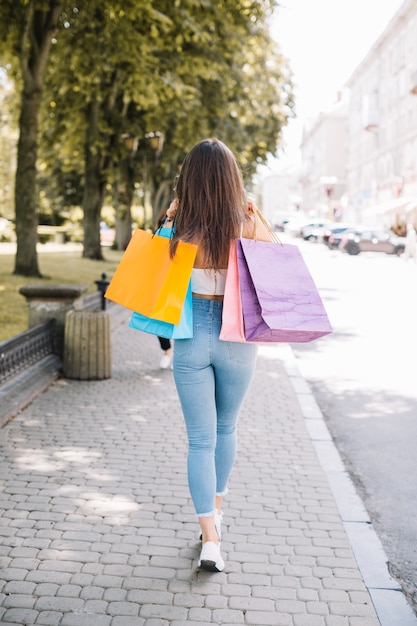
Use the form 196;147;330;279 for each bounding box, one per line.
219;240;246;342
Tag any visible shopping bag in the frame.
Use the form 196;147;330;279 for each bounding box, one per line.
105;228;197;324
219;240;246;342
128;281;193;339
237;238;332;342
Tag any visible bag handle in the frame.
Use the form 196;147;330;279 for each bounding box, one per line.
252;206;282;244
155;215;176;239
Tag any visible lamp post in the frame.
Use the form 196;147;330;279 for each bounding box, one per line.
121;133;139;163
145;132;164;160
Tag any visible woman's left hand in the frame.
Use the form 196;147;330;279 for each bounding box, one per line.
166;199;178;222
246;201;256;215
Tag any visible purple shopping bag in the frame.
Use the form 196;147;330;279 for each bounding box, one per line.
236;238;332;343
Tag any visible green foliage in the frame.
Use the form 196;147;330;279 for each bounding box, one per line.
41;0;293;178
1;0;295;261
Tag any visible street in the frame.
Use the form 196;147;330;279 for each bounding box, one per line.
286;234;417;615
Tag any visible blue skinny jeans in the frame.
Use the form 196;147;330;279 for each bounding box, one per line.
173;298;258;517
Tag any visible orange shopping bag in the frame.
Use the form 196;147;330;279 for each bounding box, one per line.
105;229;197;324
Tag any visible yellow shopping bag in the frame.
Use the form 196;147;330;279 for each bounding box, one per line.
105;229;197;324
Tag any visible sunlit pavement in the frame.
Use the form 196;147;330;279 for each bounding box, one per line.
1;301;416;624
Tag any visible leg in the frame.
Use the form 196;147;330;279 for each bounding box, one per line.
173;300;221;547
213;340;258;497
174;357;218;521
158;337;172;369
158;336;171;351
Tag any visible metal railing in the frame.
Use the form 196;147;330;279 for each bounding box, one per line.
0;274;113;386
0;320;56;385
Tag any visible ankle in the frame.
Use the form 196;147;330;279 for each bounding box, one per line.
202;533;219;545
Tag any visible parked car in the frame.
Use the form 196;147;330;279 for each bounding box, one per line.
300;220;332;241
283;216;309;236
339;228;406;256
322;224;354;249
274;212;303;232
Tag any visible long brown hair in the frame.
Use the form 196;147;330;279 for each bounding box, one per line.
170;138;248;268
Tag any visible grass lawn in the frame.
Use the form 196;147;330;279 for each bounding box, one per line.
0;245;123;343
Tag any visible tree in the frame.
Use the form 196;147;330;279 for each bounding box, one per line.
40;0;294;256
143;1;294;222
43;1;174;258
0;0;64;276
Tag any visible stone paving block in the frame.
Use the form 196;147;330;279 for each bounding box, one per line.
125;589;173;605
211;608;245;623
122;577;168;592
71;573;94;586
35;610;63;625
82;562;104;575
26;570;72;584
1;607;38;624
84;599;108;613
245;611;293;625
329;601;378;617
203;594;228;609
3;580;36;595
56;583;82;597
34;583;59;596
241;562;285;576
139;603;188;621
8;545;38;558
1;567;28;581
34;595;84;612
2;593;36;609
38;558;83;573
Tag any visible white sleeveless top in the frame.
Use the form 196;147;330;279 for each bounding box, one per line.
191;268;227;296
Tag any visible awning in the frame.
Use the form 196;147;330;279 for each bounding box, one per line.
363;196;417;217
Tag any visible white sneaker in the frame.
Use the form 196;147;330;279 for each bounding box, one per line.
159;354;172;369
198;541;224;572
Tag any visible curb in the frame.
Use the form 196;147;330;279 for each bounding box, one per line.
274;344;417;626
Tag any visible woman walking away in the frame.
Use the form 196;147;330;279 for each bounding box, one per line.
163;138;271;572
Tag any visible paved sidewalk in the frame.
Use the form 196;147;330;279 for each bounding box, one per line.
0;316;415;626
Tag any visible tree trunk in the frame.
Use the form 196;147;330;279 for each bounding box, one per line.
114;156;133;250
82;101;105;260
13;1;63;276
82;146;105;260
13;85;42;277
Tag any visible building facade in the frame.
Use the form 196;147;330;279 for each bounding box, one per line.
270;0;417;233
299;99;348;221
346;0;417;232
260;170;303;228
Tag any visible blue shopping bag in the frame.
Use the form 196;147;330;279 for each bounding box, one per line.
128;224;193;338
128;282;192;338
